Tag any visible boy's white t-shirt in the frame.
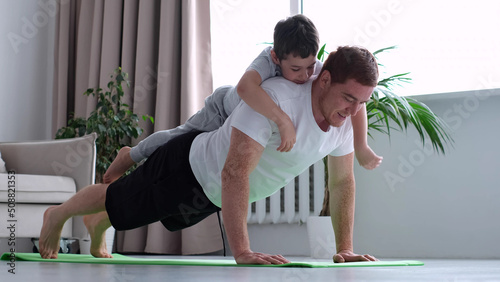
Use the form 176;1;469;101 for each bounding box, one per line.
189;77;354;208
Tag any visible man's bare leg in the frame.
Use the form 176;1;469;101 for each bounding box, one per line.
103;147;135;184
83;211;113;258
39;183;109;259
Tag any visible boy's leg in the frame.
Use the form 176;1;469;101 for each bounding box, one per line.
103;128;193;183
103;146;134;184
103;86;234;183
39;183;109;259
104;126;193;183
131;85;233;162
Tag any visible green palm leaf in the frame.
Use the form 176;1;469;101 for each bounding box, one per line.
369;46;454;154
367;87;454;154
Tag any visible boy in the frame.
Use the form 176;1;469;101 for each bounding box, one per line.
103;14;381;184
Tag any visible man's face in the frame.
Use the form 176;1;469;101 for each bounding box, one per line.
272;51;317;84
320;78;374;127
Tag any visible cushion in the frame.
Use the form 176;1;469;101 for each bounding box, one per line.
0;152;6;173
0;173;76;204
0;203;73;238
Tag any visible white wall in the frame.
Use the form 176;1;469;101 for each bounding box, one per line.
0;0;55;142
352;88;500;259
249;88;500;259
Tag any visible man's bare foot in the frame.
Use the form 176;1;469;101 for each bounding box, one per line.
356;146;383;170
103;146;135;184
39;206;66;259
83;213;113;258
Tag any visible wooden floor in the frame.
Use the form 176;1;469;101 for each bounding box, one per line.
2;255;500;282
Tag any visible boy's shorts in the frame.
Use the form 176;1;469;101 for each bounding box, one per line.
105;131;220;232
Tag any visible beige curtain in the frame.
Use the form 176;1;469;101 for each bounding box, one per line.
52;0;223;255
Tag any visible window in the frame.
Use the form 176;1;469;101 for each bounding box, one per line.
210;0;500;96
303;0;500;96
210;0;290;88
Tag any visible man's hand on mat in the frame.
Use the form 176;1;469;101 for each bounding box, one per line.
235;251;290;265
333;250;378;263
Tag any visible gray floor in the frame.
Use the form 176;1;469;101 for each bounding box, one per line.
2;255;500;282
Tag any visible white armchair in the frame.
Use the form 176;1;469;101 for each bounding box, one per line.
0;133;96;254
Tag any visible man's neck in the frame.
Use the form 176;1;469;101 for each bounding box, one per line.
311;80;330;132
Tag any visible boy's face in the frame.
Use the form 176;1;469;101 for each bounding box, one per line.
271;51;317;84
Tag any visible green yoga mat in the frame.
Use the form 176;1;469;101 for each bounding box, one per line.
2;253;423;268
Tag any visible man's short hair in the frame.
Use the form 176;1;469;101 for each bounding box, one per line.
273;14;319;61
322;46;379;87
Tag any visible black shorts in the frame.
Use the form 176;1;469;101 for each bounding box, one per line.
105;131;220;232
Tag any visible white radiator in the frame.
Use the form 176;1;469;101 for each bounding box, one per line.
247;160;325;224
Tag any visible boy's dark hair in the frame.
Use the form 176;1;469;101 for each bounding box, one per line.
273;14;319;60
322;46;379;87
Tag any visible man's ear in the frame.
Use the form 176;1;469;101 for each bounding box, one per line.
319;70;331;89
270;49;281;65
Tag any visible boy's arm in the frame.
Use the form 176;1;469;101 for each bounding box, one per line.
352;105;368;151
236;70;296;152
352;105;383;170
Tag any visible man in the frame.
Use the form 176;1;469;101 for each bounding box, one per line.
39;46;379;264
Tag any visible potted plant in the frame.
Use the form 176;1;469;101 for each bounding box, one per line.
55;68;154;183
308;46;454;258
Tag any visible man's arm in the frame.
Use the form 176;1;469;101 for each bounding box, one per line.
221;127;289;265
327;153;378;262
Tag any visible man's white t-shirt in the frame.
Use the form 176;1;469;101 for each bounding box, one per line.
189;77;354;208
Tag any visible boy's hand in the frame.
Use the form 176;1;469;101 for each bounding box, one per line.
276;115;296;152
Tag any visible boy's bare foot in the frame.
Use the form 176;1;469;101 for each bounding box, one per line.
83;212;113;258
356;147;383;170
103;146;135;184
39;206;66;259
